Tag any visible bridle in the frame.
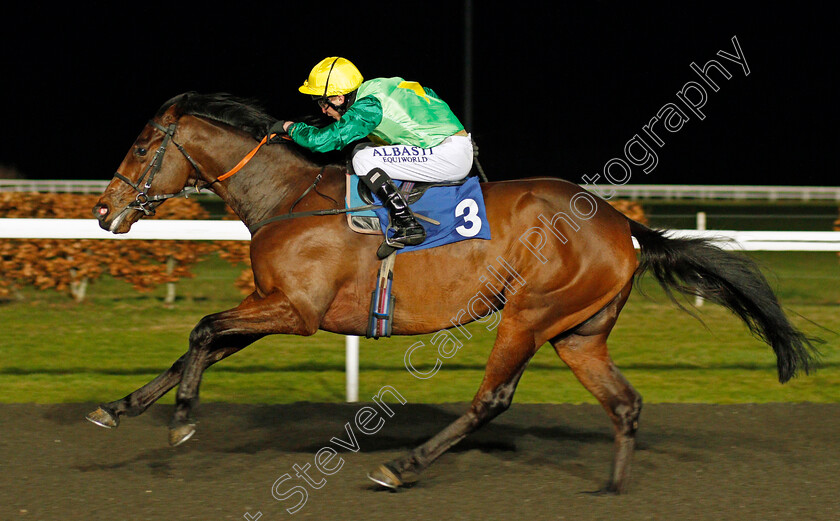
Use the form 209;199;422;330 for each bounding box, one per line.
112;120;212;216
109;117;385;234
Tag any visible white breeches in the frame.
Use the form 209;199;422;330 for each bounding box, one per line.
351;134;474;182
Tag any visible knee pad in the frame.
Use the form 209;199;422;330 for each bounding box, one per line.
358;167;389;193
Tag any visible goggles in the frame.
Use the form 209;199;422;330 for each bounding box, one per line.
312;96;341;111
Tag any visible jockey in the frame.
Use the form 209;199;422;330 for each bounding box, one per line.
279;57;473;253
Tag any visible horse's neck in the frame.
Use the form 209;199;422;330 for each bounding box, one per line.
212;145;342;229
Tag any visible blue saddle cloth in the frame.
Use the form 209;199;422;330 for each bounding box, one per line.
347;176;491;254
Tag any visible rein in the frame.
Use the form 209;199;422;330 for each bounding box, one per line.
247;165;387;234
248;197;382;234
216;132;282;182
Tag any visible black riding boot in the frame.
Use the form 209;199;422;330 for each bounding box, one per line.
361;168;426;257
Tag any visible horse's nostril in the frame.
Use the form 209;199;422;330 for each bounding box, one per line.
94;205;110;219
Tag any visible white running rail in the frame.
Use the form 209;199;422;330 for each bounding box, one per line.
2;219;839;251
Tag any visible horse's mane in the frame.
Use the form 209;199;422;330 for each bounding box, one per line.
158;91;347;166
158;92;276;140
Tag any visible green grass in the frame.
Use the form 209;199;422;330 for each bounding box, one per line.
1;251;838;405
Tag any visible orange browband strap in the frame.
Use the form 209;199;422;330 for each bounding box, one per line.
216;133;290;182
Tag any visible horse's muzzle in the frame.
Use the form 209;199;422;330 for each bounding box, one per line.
93;204;111;231
93;203;136;233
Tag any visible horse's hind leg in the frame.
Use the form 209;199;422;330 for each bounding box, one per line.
368;319;536;488
551;286;642;494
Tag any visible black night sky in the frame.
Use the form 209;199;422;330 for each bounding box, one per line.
1;2;836;187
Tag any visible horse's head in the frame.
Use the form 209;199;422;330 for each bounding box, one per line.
94;102;205;233
95;92;321;233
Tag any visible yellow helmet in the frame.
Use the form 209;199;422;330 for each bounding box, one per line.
298;57;364;97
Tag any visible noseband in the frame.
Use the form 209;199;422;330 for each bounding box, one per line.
112;120;209;215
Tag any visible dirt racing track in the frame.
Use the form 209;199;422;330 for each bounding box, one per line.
2;402;838;521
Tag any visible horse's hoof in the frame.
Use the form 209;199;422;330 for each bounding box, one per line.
367;464;419;490
168;422;196;446
86;406;119;429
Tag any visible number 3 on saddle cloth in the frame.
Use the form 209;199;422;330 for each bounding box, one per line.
344;174;492;338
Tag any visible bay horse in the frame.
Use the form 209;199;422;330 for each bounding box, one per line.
88;92;817;494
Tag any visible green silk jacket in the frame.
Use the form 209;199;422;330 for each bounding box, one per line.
288;77;464;153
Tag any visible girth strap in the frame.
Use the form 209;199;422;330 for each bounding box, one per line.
367;251;397;339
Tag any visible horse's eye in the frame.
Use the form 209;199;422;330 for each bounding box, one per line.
135;146;148;157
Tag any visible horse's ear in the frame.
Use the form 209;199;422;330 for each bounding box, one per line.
157;91;198;122
159;105;183;126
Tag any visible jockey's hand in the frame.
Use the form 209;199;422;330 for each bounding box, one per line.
267;121;293;144
268;120;290;138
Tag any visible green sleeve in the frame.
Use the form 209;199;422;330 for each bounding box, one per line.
288;96;383;153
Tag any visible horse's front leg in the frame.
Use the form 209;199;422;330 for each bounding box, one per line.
86;291;316;440
86;353;189;429
87;341;260;432
87;339;266;430
85;293;261;429
168;292;319;446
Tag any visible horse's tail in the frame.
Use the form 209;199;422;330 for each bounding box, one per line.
628;219;819;383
